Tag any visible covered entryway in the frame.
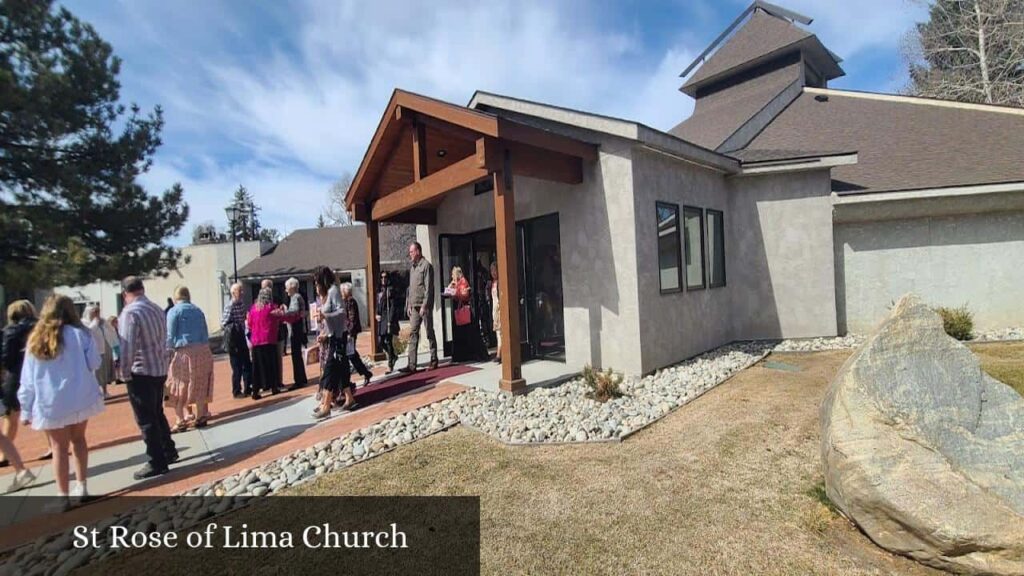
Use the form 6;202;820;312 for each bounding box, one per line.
345;90;596;393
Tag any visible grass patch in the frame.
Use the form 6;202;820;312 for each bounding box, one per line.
970;342;1024;397
934;304;974;340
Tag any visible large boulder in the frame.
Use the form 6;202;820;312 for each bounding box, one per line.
821;295;1024;575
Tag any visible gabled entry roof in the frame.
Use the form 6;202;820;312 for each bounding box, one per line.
345;89;598;224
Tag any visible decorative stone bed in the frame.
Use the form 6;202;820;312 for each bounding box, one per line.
4;332;1009;572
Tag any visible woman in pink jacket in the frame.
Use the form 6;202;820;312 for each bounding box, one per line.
247;287;293;399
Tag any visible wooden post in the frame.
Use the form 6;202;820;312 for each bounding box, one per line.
493;149;526;394
365;219;384;361
412;120;427;181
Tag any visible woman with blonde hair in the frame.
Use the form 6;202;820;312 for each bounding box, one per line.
0;300;38;491
165;286;215;431
18;295;105;508
83;304;117;398
444;266;488;363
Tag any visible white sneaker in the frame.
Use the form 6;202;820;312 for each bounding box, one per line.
5;469;36;494
70;481;88;505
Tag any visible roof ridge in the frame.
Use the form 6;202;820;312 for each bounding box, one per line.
804;87;1024;116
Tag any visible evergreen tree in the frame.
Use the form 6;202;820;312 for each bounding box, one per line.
906;0;1024;106
0;0;188;290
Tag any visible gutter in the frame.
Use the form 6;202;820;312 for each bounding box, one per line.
733;152;858;176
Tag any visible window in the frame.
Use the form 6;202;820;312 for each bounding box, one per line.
706;209;726;288
683;206;705;290
656;202;682;293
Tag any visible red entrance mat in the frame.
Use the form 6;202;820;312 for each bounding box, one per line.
354;363;478;405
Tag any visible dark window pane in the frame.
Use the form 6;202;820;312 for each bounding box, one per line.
683;206;705;289
707;209;726;287
656;203;681;292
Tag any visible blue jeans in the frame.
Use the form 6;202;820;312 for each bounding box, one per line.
229;350;253;395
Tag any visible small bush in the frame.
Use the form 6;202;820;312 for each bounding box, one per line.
934;304;974;341
583;364;624;403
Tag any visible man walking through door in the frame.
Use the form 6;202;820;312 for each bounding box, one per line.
403;241;438;372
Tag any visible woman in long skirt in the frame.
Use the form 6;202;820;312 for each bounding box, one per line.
165;287;215;431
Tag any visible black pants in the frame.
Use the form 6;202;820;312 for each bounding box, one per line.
252;344;282;394
126;374;176;470
229;350;253;395
378;332;397;367
320;335;353;395
348;333;372;379
290;327;308;386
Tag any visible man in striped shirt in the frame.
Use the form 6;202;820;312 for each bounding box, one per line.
118;276;178;480
221;282;252;398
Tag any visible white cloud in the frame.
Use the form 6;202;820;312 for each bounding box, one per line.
70;0;925;244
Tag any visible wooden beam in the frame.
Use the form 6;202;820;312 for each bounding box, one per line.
396;91;498;135
352;202;370;223
383;208;437;225
371;154;488;221
497;117;598;161
493;150;526;394
412;120;427;181
365;220;384;361
506;142;583;184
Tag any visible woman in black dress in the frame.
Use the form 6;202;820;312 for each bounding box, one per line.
446;266;489;363
375;272;401;374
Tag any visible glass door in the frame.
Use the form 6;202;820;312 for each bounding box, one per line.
439;235;473;357
520;213;565;361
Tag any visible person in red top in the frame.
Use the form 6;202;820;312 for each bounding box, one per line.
247;287;299;399
444;266;488;363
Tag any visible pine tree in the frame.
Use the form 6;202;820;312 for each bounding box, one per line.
0;0;189;290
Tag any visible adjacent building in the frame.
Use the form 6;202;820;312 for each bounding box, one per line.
345;1;1023;391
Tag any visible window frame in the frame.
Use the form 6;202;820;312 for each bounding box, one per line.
682;205;707;291
705;208;726;289
655;201;683;294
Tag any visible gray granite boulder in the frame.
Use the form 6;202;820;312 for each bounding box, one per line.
821;294;1024;575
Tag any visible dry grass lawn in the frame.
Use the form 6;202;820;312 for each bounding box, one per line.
91;344;1024;575
285;350;940;575
970;341;1024;397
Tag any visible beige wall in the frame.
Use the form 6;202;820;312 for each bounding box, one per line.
418;135;645;375
53;240;266;334
835;208;1024;333
726;170;838;340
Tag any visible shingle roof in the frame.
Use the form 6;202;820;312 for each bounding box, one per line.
237;226;367;278
682;9;811;93
746;89;1024;193
670;59;801;149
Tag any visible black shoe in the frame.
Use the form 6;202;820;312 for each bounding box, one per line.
0;459;8;468
287;383;305;391
427;359;439;370
133;464;168;480
251;392;262;400
232;392;245;399
166;451;180;465
363;374;372;387
270;387;282;395
398;366;417;375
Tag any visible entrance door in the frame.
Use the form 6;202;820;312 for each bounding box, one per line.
438;213;564;361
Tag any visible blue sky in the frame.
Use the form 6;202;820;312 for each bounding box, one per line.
64;0;928;244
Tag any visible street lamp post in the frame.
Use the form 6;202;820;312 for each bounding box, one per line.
225;203;241;283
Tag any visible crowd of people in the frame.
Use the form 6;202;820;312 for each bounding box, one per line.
0;241;503;507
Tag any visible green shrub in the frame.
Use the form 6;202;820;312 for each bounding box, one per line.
934;304;974;341
583;364;624;403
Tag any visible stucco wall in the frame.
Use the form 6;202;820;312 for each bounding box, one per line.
417;137;644;375
726;170;838;340
52;240;266;333
836;209;1024;333
631;148;735;373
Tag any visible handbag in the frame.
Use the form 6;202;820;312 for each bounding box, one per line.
454;304;472;326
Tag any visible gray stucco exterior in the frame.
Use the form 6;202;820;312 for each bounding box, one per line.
835;206;1024;334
